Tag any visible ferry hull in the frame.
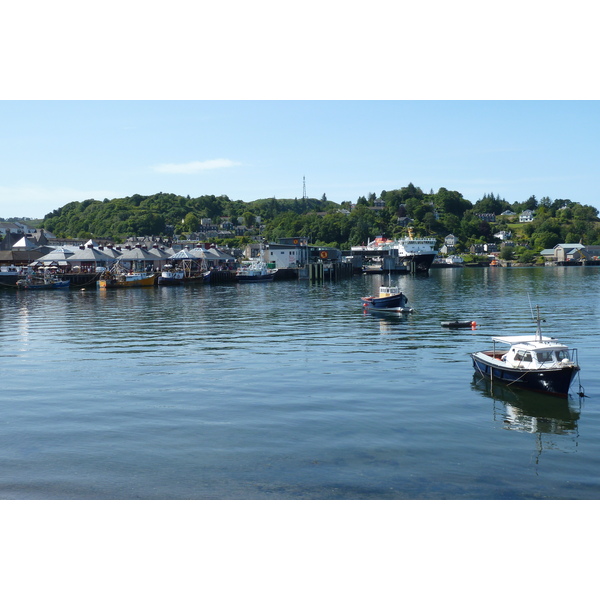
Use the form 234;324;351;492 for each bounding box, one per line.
471;353;579;397
407;253;437;272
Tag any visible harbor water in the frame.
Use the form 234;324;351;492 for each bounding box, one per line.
1;266;600;500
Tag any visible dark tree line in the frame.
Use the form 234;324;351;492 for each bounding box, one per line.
40;185;600;251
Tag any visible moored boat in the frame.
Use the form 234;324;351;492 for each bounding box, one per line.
351;228;438;273
0;265;24;286
236;261;276;283
98;272;157;288
361;284;413;313
16;271;70;290
158;268;185;286
441;320;477;328
470;306;580;397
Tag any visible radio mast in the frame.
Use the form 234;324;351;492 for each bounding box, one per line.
302;176;307;200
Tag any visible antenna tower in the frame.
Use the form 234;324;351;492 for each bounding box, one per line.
302;176;307;200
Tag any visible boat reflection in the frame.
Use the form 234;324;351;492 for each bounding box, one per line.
471;374;582;461
363;309;411;334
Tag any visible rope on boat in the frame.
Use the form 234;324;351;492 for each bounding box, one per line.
473;356;530;388
574;370;587;398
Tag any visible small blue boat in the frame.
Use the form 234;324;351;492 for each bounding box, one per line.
17;273;70;290
361;284;413;312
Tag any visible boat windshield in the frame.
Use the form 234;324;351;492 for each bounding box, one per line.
536;350;554;363
535;349;572;363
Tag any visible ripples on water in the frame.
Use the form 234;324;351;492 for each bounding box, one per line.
1;266;599;499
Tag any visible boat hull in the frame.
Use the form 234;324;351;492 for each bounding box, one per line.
16;278;70;290
158;276;184;285
471;352;579;397
98;274;157;288
364;305;413;313
361;292;413;312
406;252;437;272
236;274;274;282
442;320;475;328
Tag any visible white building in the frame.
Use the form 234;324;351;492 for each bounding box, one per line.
519;210;534;223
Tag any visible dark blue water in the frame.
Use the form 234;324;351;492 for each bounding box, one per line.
1;266;599;499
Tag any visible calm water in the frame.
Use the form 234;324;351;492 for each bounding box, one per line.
1;266;599;499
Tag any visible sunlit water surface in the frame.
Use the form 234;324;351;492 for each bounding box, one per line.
1;266;599;499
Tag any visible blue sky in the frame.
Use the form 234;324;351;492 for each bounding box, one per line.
2;3;599;221
1;100;599;219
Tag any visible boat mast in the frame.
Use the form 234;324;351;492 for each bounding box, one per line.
534;305;545;342
528;294;544;341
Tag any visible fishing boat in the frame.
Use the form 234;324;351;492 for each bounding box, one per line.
0;265;24;286
98;272;157;288
470;306;580;397
236;261;276;283
361;283;413;313
16;271;70;290
158;267;185;286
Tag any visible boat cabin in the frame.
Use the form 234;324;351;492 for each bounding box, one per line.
492;335;577;369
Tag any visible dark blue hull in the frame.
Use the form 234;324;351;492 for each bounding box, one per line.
471;354;579;397
361;293;408;309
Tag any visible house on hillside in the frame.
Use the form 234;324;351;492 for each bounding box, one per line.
0;221;37;235
440;233;459;255
519;210;535;223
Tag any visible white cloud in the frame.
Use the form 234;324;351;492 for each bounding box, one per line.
154;159;241;174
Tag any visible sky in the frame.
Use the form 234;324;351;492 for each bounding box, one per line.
1;100;599;219
2;2;599;221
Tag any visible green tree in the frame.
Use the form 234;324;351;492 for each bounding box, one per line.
183;212;199;232
242;212;256;228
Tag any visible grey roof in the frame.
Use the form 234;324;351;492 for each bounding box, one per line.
99;247;122;258
38;247;75;263
117;247;157;260
67;247;114;261
147;246;173;258
12;236;37;249
205;247;236;260
553;243;584;250
170;249;198;260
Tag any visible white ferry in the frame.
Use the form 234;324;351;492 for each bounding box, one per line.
351;230;438;272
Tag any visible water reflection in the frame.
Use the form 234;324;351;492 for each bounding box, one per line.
363;310;411;334
472;374;582;462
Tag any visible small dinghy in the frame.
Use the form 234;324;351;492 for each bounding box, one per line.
441;320;477;328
